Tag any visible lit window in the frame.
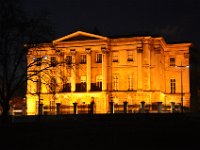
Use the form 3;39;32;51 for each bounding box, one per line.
128;75;133;90
50;57;57;67
127;50;133;61
113;75;119;91
96;53;102;63
112;52;118;62
170;58;175;66
170;79;176;93
66;56;72;65
80;54;86;64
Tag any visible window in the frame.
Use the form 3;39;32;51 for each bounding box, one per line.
63;77;71;92
112;52;118;62
170;79;176;93
80;54;86;64
170;58;175;66
128;75;133;90
96;75;102;91
35;57;42;66
50;78;56;93
80;76;86;92
96;53;102;63
36;79;41;93
127;50;133;61
50;57;57;67
66;56;72;65
113;75;119;91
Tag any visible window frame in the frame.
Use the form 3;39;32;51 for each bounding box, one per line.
80;54;86;64
170;78;176;94
96;53;102;63
66;55;72;65
127;50;133;61
113;75;119;91
128;75;133;90
169;57;176;66
112;52;118;62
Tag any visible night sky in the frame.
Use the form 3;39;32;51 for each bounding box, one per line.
24;0;200;46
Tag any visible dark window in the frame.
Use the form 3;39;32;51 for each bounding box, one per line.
170;58;175;66
96;53;102;63
127;50;133;61
80;55;86;64
66;56;72;65
36;58;42;66
50;57;57;67
76;83;81;92
62;83;71;92
80;82;86;92
96;81;102;91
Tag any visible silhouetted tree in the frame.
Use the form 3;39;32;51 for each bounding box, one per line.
0;0;54;123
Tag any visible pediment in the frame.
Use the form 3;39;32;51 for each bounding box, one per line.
53;31;108;43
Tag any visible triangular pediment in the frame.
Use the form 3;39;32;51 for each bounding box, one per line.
53;31;108;43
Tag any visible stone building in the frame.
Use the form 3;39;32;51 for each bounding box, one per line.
26;31;191;115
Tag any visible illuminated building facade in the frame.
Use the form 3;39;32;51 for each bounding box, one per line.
26;31;191;115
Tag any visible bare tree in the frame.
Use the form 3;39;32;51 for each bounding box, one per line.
0;0;54;122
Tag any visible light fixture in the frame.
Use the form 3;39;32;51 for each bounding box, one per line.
43;55;48;59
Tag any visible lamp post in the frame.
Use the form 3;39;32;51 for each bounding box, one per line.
176;62;189;113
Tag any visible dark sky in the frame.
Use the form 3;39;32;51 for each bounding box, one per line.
24;0;200;46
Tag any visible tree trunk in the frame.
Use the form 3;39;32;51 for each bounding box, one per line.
0;100;11;125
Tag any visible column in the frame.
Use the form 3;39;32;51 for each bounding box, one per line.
102;48;108;91
123;101;128;113
89;101;95;114
56;103;61;115
73;102;78;114
109;101;114;114
137;46;143;90
86;50;91;92
140;101;145;113
142;38;151;90
39;103;43;115
171;102;175;113
71;53;76;92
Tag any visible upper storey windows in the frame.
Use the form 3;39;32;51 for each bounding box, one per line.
170;57;176;66
127;50;133;61
66;56;72;65
96;53;102;63
80;54;86;64
50;57;57;67
112;52;118;62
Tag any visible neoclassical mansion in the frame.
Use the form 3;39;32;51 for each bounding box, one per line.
26;31;191;115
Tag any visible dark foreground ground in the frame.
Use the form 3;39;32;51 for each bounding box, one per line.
1;113;200;150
